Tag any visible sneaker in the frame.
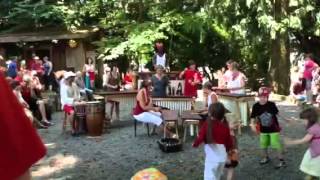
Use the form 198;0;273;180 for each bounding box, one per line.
275;161;286;169
259;157;270;165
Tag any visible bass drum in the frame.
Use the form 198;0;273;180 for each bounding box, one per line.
86;101;105;136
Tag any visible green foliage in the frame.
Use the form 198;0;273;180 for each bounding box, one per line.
2;0;320;90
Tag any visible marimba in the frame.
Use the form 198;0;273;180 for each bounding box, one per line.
94;90;137;119
153;96;194;114
216;92;255;127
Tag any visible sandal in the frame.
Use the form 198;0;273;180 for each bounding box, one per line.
274;160;286;169
259;157;270;165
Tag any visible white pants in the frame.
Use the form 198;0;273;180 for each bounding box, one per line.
204;161;225;180
133;112;163;126
204;144;227;180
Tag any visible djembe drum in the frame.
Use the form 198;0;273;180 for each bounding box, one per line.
74;103;87;134
86;101;105;136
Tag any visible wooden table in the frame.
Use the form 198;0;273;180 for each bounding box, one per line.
216;92;255;127
161;110;179;138
181;110;204;142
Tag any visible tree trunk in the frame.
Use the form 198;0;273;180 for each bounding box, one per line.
269;0;290;95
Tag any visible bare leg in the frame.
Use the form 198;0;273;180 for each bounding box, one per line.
226;168;234;180
90;80;94;89
68;111;75;133
38;100;48;122
160;125;174;137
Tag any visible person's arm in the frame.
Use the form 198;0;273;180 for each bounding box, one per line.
137;90;159;111
179;68;187;79
192;122;207;147
250;104;258;132
285;134;313;146
48;62;53;75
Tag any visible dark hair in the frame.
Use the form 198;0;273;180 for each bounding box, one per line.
203;81;213;90
300;108;319;129
140;79;151;89
206;102;227;143
86;57;93;64
305;53;313;60
188;60;196;67
10;80;20;90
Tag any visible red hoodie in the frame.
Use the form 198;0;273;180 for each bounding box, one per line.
0;73;46;179
193;120;233;152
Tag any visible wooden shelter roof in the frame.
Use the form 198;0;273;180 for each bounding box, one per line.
0;29;97;43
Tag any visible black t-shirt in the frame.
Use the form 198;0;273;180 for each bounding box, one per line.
251;101;280;133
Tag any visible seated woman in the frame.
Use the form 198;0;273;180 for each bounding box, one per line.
21;73;52;126
133;79;175;137
60;71;82;135
103;65;121;121
151;65;169;97
10;80;48;128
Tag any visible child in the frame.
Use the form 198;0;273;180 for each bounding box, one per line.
284;108;320;180
225;116;240;180
250;87;286;168
193;102;233;180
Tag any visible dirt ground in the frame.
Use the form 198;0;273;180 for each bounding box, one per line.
32;101;308;180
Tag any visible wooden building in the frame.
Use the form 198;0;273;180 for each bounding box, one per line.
0;29;98;71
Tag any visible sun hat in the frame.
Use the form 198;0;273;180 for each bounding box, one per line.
64;71;76;79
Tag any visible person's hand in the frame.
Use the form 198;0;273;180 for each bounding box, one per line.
283;137;293;146
154;107;161;112
250;124;257;134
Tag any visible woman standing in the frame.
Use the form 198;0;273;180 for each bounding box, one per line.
43;56;53;90
83;57;96;90
151;65;169;97
225;61;246;94
103;65;121;121
179;60;202;97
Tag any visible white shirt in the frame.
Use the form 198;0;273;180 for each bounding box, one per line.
60;79;74;108
227;73;246;94
156;54;166;67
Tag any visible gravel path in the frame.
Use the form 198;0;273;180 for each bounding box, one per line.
32;101;307;180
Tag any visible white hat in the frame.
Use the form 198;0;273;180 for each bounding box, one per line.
64;71;76;79
34;56;40;60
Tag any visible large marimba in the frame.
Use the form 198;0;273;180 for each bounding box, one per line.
216;92;255;127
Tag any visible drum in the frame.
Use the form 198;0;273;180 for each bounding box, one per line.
74;103;87;133
86;101;105;136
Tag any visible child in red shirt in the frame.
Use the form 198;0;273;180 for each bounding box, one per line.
193;102;233;180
